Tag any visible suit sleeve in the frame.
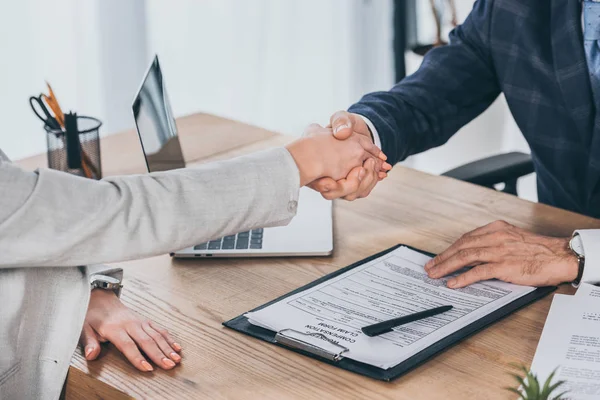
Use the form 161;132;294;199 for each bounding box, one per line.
349;0;500;165
0;147;300;268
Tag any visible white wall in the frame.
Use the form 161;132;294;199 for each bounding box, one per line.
144;0;394;137
0;0;146;160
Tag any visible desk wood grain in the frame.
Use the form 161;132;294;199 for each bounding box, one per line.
17;113;600;400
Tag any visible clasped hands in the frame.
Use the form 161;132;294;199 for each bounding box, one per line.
286;111;392;200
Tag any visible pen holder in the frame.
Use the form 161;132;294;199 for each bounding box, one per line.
45;116;103;179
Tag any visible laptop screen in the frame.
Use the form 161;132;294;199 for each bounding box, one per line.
132;56;186;173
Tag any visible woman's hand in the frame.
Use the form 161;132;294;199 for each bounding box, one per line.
79;289;182;372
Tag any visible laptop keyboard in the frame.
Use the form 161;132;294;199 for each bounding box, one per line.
193;229;263;251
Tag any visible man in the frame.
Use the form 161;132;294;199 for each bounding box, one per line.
0;124;387;400
311;0;600;289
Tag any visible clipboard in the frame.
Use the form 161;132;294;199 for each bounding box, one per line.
223;244;556;382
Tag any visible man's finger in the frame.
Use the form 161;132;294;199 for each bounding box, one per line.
356;168;379;199
127;324;176;370
349;158;377;200
108;329;154;372
358;135;385;160
142;322;181;363
330;110;357;140
308;177;340;194
425;231;509;271
447;263;501;288
427;247;498;279
79;322;101;361
321;167;363;200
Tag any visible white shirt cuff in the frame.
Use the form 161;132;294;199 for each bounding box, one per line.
575;229;600;285
357;115;382;149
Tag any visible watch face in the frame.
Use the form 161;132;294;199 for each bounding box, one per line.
570;235;584;257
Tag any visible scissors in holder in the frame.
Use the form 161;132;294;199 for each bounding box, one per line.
29;95;61;131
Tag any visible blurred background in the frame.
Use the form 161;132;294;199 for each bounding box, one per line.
0;0;535;200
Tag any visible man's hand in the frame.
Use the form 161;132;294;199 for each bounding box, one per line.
424;220;579;288
309;111;392;200
286;123;384;187
79;289;182;372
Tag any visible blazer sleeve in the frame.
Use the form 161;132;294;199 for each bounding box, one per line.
0;147;300;268
348;0;500;165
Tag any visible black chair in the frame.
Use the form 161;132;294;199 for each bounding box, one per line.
441;152;534;196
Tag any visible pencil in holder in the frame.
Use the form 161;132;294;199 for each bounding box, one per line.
44;115;103;179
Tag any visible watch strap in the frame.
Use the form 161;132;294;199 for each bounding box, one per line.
570;233;585;287
573;255;585;286
89;267;124;298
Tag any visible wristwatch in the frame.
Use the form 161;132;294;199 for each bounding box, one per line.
569;233;585;286
90;274;123;298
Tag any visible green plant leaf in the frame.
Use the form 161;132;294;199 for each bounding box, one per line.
510;373;526;388
505;364;569;400
540;369;558;397
546;380;566;396
526;371;540;398
505;387;526;400
553;391;569;400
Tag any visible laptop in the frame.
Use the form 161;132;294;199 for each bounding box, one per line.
132;56;333;258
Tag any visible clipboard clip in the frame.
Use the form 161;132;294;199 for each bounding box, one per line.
274;329;349;362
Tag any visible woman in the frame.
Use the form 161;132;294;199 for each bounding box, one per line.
0;124;388;400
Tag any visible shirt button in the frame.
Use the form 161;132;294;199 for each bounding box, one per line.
288;200;298;213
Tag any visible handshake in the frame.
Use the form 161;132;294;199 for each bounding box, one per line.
286;111;392;200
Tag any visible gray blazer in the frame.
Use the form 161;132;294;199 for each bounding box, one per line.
0;147;300;400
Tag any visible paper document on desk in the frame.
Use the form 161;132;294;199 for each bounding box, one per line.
530;292;600;399
576;282;600;299
246;246;535;369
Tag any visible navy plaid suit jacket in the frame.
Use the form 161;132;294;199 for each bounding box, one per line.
349;0;600;217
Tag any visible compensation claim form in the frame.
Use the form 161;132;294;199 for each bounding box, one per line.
530;285;600;399
246;246;535;369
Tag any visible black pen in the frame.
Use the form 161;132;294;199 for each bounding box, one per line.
361;305;454;337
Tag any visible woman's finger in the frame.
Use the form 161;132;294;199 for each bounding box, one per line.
108;329;154;372
79;322;102;361
127;324;176;370
149;321;182;352
142;322;181;363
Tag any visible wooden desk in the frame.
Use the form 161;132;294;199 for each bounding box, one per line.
18;113;600;399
